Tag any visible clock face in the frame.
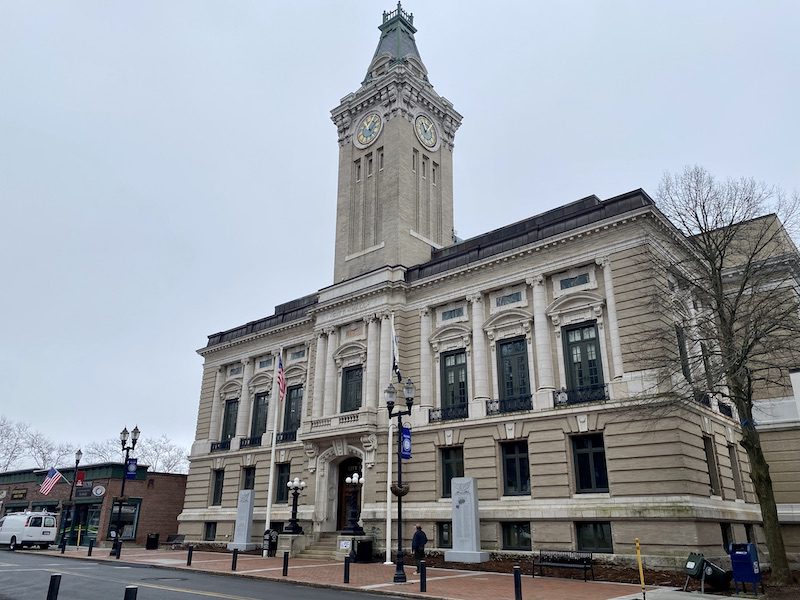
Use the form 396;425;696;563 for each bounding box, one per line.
355;112;382;147
414;114;438;148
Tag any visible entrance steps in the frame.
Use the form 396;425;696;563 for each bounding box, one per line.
294;532;339;560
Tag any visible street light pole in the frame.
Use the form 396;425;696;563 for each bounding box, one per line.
59;448;82;546
342;472;364;535
284;477;306;535
114;426;140;556
385;378;415;584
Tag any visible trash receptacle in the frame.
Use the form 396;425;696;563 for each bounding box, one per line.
702;559;732;591
684;552;705;578
354;539;373;563
145;533;159;550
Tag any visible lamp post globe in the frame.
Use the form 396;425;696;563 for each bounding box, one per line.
342;473;365;535
285;477;306;535
386;377;415;583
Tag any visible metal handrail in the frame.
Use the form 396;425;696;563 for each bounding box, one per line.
486;394;533;415
552;384;608;406
429;403;469;423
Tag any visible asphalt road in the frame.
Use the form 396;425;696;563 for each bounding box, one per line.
0;551;403;600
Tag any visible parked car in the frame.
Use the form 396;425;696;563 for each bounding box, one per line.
0;512;58;550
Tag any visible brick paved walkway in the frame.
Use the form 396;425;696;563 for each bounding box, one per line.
35;547;705;600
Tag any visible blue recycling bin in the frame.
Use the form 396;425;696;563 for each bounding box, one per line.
729;543;761;591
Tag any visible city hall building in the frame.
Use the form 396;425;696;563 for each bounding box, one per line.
178;5;800;566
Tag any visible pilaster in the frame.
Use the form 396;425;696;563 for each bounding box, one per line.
419;308;432;408
598;257;624;380
235;358;254;439
365;314;380;410
324;328;338;417
313;332;327;418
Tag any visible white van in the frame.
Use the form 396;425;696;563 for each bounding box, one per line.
0;512;58;550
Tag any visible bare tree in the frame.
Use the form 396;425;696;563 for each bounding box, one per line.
24;430;74;469
655;165;799;584
0;416;30;472
136;435;188;474
83;438;124;464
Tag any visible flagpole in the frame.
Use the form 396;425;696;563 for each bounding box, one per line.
263;349;283;557
384;420;394;564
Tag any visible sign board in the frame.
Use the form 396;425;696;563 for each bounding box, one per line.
125;458;138;480
400;426;412;459
339;540;352;550
11;489;27;500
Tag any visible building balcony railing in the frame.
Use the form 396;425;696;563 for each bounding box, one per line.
301;408;379;440
717;402;734;418
276;430;297;444
429;402;469;423
239;435;262;449
553;384;608;406
486;394;533;416
210;440;231;453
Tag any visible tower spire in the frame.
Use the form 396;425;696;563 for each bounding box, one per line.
363;2;427;85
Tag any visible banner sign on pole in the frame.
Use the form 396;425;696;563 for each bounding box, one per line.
76;471;85;487
400;426;412;459
125;458;138;480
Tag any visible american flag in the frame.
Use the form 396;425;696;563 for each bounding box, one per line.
39;467;63;496
277;355;286;401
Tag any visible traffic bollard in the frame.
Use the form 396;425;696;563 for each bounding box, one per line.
46;574;61;600
232;548;238;571
420;560;427;592
88;540;94;556
343;556;350;583
187;545;193;566
60;540;66;554
513;565;522;600
282;551;289;576
123;586;138;600
116;541;122;560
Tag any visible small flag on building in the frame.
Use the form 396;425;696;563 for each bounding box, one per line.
39;467;63;496
277;355;287;401
76;470;85;487
391;313;402;383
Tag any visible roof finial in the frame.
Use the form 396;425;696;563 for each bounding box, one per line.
382;2;413;25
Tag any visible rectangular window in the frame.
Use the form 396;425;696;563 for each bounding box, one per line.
203;522;217;541
440;446;464;498
676;324;693;382
502;441;530;496
250;392;269;437
412;150;417;172
379;149;384;171
560;273;590;290
745;524;755;544
576;522;613;552
720;522;733;548
283;386;303;433
703;435;721;496
564;323;604;396
228;365;242;376
422;157;428;178
501;522;531;550
211;469;224;505
432;162;438;185
497;337;530;401
441;306;464;321
220;399;238;441
242;467;256;491
496;291;522;307
572;433;609;493
367;155;373;177
441;350;468;409
341;366;363;412
275;463;290;503
437;522;452;548
289;348;305;360
355;159;361;181
258;356;273;370
728;444;744;500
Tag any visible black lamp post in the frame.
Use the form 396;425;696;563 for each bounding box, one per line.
284;477;306;535
113;425;140;556
341;472;364;535
58;448;82;546
385;378;415;583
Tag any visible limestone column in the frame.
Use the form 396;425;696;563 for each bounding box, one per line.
208;366;225;441
312;331;327;419
323;327;338;416
468;294;489;401
365;315;380;410
530;275;555;391
235;358;254;438
598;257;624;380
379;312;393;389
419;308;432;408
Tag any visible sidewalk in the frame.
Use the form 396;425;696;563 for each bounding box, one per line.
38;547;725;600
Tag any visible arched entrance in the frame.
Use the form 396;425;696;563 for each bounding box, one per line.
336;457;362;531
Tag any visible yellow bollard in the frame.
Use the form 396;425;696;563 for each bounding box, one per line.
635;538;646;600
76;525;82;548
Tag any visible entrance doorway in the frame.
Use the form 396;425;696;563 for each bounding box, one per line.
336;457;362;531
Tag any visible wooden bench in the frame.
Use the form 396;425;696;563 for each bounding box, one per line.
161;534;185;550
533;549;594;581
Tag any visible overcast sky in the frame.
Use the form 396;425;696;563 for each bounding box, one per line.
1;1;797;458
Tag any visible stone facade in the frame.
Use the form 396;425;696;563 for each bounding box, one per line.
178;5;800;568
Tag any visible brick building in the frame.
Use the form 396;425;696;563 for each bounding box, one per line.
0;462;186;547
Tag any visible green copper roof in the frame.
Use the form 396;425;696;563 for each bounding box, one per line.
363;2;428;85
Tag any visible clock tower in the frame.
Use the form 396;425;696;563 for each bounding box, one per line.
331;3;462;283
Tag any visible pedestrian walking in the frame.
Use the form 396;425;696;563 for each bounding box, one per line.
412;524;427;573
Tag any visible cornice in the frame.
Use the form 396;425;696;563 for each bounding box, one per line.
197;316;313;357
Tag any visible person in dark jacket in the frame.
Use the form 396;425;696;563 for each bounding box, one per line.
411;524;428;573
